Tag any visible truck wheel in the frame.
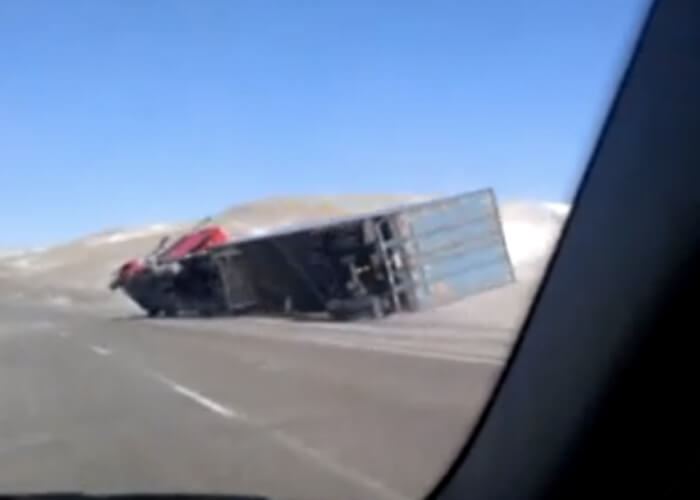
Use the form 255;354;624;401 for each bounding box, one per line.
146;308;160;318
198;307;215;318
327;295;385;321
162;306;178;317
368;295;385;320
283;296;295;315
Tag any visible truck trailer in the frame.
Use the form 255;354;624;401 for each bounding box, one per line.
110;188;515;321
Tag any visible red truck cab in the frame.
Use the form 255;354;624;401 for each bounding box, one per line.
110;226;229;291
160;227;229;261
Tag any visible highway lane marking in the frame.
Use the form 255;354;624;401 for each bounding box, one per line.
248;316;515;339
155;320;506;365
152;372;240;419
90;345;112;356
250;323;510;364
269;429;410;500
235;329;507;366
170;383;238;418
147;370;408;500
57;331;70;338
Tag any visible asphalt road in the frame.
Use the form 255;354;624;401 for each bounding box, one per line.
0;298;517;500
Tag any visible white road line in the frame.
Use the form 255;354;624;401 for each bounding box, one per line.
153;373;239;419
157;320;507;365
57;331;70;338
149;371;409;500
147;370;407;500
170;383;238;419
90;345;111;356
270;429;410;500
248;316;514;339
240;329;507;366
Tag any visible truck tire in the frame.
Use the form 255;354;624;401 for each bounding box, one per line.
162;306;178;317
327;295;385;321
197;307;216;318
369;295;385;320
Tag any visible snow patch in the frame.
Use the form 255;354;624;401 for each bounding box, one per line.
0;247;50;261
542;202;571;217
0;250;24;259
6;257;34;269
503;221;562;266
84;224;173;246
2;256;61;273
501;202;570;266
248;227;270;236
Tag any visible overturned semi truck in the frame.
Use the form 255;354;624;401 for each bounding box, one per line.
110;188;515;320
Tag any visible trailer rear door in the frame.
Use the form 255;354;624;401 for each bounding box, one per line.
392;189;515;309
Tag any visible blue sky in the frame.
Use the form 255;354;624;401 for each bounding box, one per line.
1;0;647;246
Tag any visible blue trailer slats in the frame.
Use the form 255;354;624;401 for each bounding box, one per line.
393;188;515;309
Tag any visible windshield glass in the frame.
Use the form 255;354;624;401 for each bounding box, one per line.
0;0;647;498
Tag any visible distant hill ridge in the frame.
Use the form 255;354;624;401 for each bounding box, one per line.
0;195;569;299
